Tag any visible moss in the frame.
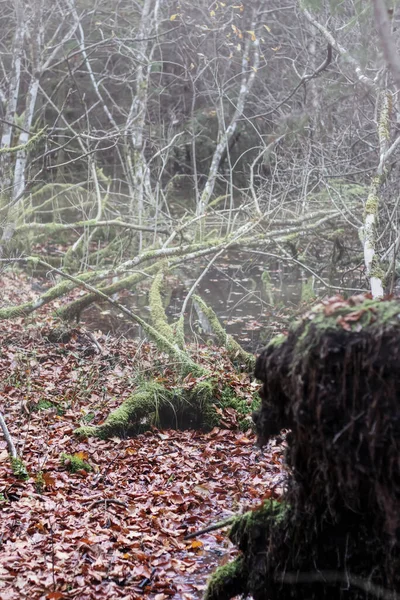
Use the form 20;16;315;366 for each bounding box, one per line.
35;471;45;493
0;268;103;321
0;126;46;155
75;383;167;438
75;382;198;439
56;268;157;320
378;91;391;142
192;379;219;428
219;386;257;415
290;299;400;365
74;425;97;438
248;296;400;599
365;192;379;215
75;374;258;439
204;556;247;600
11;457;29;480
33;399;55;411
174;315;186;349
0;301;39;320
280;231;299;242
301;276;315;303
261;269;274;305
149;270;175;343
370;255;386;281
193;295;255;370
60;453;92;473
267;333;286;348
230;500;288;550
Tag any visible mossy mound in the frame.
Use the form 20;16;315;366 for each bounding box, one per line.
75;379;254;439
207;296;400;600
60;453;92;473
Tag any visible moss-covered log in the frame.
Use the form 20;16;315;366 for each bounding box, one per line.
56;265;160;321
0;265;104;320
206;296;400;600
75;379;245;439
149;269;176;344
69;268;257;439
193;295;255;370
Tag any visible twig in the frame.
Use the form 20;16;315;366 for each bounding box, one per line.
87;498;128;511
247;249;368;293
85;331;102;354
49;522;56;592
0;412;18;459
184;516;236;540
250;44;332;119
138;567;157;589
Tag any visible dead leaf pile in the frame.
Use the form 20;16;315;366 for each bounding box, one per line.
0;271;286;599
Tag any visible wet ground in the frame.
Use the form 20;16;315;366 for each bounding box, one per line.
81;254;308;354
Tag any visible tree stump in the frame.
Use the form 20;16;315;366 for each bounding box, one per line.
206;296;400;600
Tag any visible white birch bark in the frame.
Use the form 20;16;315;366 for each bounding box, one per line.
196;20;260;218
0;0;25;197
361;92;391;298
124;0;160;249
299;2;388;298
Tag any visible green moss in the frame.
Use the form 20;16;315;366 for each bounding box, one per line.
219;386;255;415
33;399;55;411
267;333;286;348
365;193;379;215
204;556;247;600
74;425;96;438
0;126;46;155
60;453;92;473
174;315;186;349
234;498;287;530
293;299;400;366
193;295;255;370
192;379;219;428
75;382;176;439
230;499;289;553
370;256;386;281
75;374;260;439
82;412;95;423
149;270;175;343
378;92;391;142
56;268;157;321
301;276;315;303
281;231;299;242
35;471;45;493
11;457;29;480
0;268;104;321
261;269;274;305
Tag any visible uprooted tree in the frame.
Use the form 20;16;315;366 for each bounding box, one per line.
205;296;400;600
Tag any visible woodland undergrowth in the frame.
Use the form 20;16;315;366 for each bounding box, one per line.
0;269;286;600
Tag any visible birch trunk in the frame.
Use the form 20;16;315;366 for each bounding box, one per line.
0;0;25;201
124;0;160;250
196;18;260;220
361;92;391;298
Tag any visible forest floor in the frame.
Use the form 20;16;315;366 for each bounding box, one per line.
0;270;286;600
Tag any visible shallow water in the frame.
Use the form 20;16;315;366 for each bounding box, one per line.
81;254;306;353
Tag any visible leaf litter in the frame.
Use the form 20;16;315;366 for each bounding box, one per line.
0;271;286;599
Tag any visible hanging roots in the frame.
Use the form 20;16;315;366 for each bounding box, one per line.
206;296;400;600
